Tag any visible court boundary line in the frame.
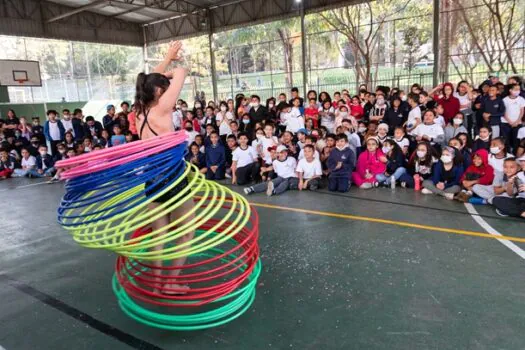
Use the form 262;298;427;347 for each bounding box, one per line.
247;201;525;244
0;274;164;350
464;203;525;260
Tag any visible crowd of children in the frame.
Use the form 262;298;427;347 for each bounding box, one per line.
1;76;524;219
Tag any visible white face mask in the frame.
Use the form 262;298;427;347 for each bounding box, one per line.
358;127;367;133
195;103;202;109
382;146;391;154
490;147;500;155
39;151;47;156
377;98;385;105
181;107;188;112
441;155;452;163
453;118;463;125
416;150;427;158
176;105;181;110
511;90;520;97
251;102;259;108
84;147;91;152
220;106;227;112
256;134;264;139
401;95;407;101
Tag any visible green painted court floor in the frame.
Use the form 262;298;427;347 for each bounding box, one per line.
1;178;525;350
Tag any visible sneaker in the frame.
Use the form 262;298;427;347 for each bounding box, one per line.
243;187;254;195
47;176;60;184
421;188;432;195
469;197;487;205
390;176;396;189
360;183;373;189
225;173;232;179
266;181;274;196
444;193;455;200
373;182;379;188
401;182;407;188
495;209;509;217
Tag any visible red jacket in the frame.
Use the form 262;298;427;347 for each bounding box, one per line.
304;107;319;128
435;83;460;124
460;149;495;185
350;104;364;120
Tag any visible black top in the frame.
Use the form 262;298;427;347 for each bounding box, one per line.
139;109;158;139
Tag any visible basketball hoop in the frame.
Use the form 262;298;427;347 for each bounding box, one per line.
16;79;27;85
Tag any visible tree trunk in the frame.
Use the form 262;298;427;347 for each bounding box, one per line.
277;28;294;89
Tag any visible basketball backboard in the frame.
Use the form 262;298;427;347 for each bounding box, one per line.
0;60;42;86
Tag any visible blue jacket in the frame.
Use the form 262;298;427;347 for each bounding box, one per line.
44;120;65;142
431;162;463;188
205;144;226;168
327;146;355;178
35;154;55;170
481;97;505;125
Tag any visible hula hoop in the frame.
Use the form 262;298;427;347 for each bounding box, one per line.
56;131;261;330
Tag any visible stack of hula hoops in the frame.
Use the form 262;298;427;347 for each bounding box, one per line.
56;131;261;330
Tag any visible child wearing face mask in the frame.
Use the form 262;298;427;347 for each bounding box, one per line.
376;140;406;188
369;95;387;123
352;136;387;189
421;146;463;199
456;149;495;202
31;117;45;143
327;134;355;192
488;137;513;176
471;157;521;205
472;125;492;152
319;100;336;133
393;126;410;156
444;112;468;144
376;123;389;145
399;142;437;188
492;156;525;218
28;145;56;178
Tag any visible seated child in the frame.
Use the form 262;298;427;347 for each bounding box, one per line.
492;156;525;218
376;140;406;187
185;142;207;174
205;131;226;180
13;147;36;177
456;149;495;202
399;142;438;188
472;157;519;205
327;134;355;192
351;136;386;189
28;145;56;178
296;144;323;191
422;146;463;200
244;145;298;196
231;132;260;185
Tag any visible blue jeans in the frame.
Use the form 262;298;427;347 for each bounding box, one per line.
27;167;56;178
376;167;406;185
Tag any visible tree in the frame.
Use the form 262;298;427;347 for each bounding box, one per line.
319;0;412;89
402;26;431;73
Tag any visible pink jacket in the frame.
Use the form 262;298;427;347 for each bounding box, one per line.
356;149;387;177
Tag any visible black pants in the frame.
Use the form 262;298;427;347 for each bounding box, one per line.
236;162;261;185
492;197;525;218
206;165;225;180
303;178;320;190
50;140;61;156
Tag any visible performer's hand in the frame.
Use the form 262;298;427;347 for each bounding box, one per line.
167;41;183;61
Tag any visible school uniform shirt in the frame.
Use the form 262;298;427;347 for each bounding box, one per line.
184;130;198;145
517;172;525;199
232;146;258;168
296;157;322;180
260;136;279;159
412;123;444;144
21;155;36;169
217;111;234;136
488;153;513;175
61;118;74;135
434;115;446;129
383;107;406;132
298;149;320;161
407;106;422;135
482;97;506;126
518;127;525;140
394;137;410;151
453;92;472;112
327;145;355;178
205;143;226;167
283;115;305;134
36;154;54;170
319;107;336;133
272;157;298;178
502;96;525;124
172;110;183;130
444;124;468;143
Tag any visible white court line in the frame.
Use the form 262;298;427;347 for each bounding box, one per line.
465;203;525;260
0;181;48;192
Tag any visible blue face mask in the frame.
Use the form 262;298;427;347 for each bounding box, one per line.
242;119;250;125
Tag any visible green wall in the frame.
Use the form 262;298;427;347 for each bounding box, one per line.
0;102;87;119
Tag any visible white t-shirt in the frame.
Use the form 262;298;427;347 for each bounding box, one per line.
502;96;525;124
518;127;525;140
298;149;320;161
48;121;61;141
21;155;36;169
517;172;525;199
217;111;234;136
453;92;472;111
283;115;305;133
434;115;446;129
319;107;336;133
348;133;361;148
184;130;198;144
296;158;322;180
61;118;74;136
489;153;513;174
407;106;422;136
394;137;410;151
413;123;444;142
272;157;298;178
261;136;279;159
232;146;258;168
172;110;183;130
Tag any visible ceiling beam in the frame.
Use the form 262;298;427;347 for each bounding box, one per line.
46;0;109;23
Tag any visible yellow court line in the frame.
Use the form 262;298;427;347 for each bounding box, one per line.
247;201;525;244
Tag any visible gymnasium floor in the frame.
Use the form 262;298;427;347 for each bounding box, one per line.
1;178;525;350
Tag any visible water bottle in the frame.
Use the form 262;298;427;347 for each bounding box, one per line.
414;174;421;191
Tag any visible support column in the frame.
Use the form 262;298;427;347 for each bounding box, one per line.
432;0;440;87
208;11;218;102
143;26;149;74
300;6;307;98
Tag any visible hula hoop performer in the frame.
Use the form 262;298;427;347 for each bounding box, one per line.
135;41;193;294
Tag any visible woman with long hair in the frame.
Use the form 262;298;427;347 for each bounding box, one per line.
134;41;193;294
